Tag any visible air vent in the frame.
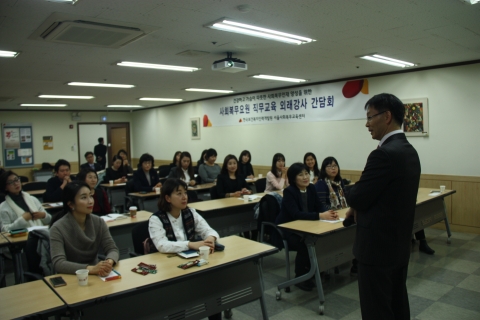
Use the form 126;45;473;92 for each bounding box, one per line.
40;20;145;48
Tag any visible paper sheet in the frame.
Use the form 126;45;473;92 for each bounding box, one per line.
320;218;345;224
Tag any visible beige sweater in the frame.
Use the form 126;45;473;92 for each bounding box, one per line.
50;213;119;274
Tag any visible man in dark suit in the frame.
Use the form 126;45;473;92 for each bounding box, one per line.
346;93;421;320
94;137;107;169
80;151;102;172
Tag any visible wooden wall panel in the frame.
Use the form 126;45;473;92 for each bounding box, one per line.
451;181;480;228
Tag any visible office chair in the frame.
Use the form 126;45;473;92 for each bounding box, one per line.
24;229;53;282
254;178;266;193
130;221;157;257
158;165;171;178
19;176;29;183
209;186;219;200
124;179;138;210
22;181;47;191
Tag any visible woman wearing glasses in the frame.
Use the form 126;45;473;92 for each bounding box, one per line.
314;157;348;210
0;170;51;232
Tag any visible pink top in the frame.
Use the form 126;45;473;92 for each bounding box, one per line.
265;171;288;192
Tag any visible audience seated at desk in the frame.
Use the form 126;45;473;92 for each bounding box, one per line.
77;168;111;216
238;150;255;179
167;152;196;187
80;151;102;172
133;153;161;192
49;181;119;276
198;148;221;184
148;178;222;320
44;159;72;203
104;155;127;184
216;154;251;198
169;151;181;169
304;152;320;184
0;170;51;232
275;163;338;292
117;149;133;175
265;153;289;192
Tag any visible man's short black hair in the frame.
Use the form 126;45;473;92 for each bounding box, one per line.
84;151;93;158
98;137;104;143
54;159;70;172
364;93;405;126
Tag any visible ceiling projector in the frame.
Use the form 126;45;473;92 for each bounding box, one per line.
212;52;247;73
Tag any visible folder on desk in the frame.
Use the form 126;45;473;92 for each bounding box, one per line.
99;270;121;281
177;250;199;259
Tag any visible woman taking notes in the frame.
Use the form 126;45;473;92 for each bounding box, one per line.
304;152;320;184
104;155;127;184
216;155;251;198
77;168;111;216
0;170;51;232
50;181;119;276
265;153;289;192
238;150;255;179
276;163;338;291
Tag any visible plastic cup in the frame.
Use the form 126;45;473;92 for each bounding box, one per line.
243;194;249;202
75;269;89;286
109;180;114;186
258;174;263;178
155;187;160;194
129;206;137;218
199;246;210;261
440;185;445;193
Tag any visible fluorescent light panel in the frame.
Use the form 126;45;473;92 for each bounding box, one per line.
185;88;234;93
206;19;314;45
118;61;199;72
20;104;66;107
68;82;134;88
252;74;307;83
39;95;94;99
359;54;416;68
0;50;20;58
107;105;143;108
139;98;183;102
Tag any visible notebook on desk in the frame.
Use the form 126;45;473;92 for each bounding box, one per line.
177;250;199;259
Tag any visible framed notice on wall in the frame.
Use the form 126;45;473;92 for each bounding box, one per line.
2;123;34;168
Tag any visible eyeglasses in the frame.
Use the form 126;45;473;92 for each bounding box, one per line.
326;165;338;169
6;177;21;185
366;110;387;122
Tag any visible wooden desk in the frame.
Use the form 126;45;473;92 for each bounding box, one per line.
189;193;265;237
188;182;215;191
128;191;160;210
0;233;9;288
0;280;65;319
25;189;45;196
45;236;277;320
277;188;456;315
100;182;126;208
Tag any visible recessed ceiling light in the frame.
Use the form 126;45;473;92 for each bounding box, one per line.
118;61;199;72
205;18;315;45
0;50;20;58
38;95;94;99
46;0;80;4
106;105;143;108
185;88;234;93
358;54;416;68
458;0;479;4
20;104;67;107
139;98;183;102
68;82;135;88
251;75;307;83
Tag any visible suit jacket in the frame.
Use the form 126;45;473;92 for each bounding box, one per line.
80;162;102;172
275;184;327;225
346;133;421;267
133;169;159;192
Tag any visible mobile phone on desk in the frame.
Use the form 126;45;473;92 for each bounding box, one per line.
50;276;67;287
214;243;225;251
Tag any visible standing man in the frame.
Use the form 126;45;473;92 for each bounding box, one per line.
346;93;421;319
80;151;102;172
94;137;107;170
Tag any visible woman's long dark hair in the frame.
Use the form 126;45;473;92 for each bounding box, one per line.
172;151;181;165
270;153;285;178
49;181;91;227
220;154;239;176
319;156;342;182
176;152;194;180
304;152;320;178
238;150;251;164
197;149;207;166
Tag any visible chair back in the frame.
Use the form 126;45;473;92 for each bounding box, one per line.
22;181;47;191
131;220;158;255
19;176;29;183
255;178;267;193
210;186;219;200
25;229;53;280
158;165;171;178
124;179;138;209
257;194;282;247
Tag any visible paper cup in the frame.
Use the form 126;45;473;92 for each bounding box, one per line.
258;174;263;178
155;187;160;194
129;206;137;218
243;194;249;202
199;246;210;261
109;180;114;186
440;185;445;193
76;269;89;286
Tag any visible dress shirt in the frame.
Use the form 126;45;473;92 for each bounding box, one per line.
379;129;403;147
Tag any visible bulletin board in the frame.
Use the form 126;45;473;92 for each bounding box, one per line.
2;123;34;168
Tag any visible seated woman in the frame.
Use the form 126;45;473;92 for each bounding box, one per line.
198;148;221;184
216;154;251;198
104;155;127;184
304;152;320;184
77;168;111;216
314;157;348;210
133;153;161;192
265;153;289;192
167;152;196;187
276;163;338;291
44;159;72;203
169;151;182;169
117;149;133;175
148;178;221;320
0;170;52;232
49;181;119;275
238;150;255;179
